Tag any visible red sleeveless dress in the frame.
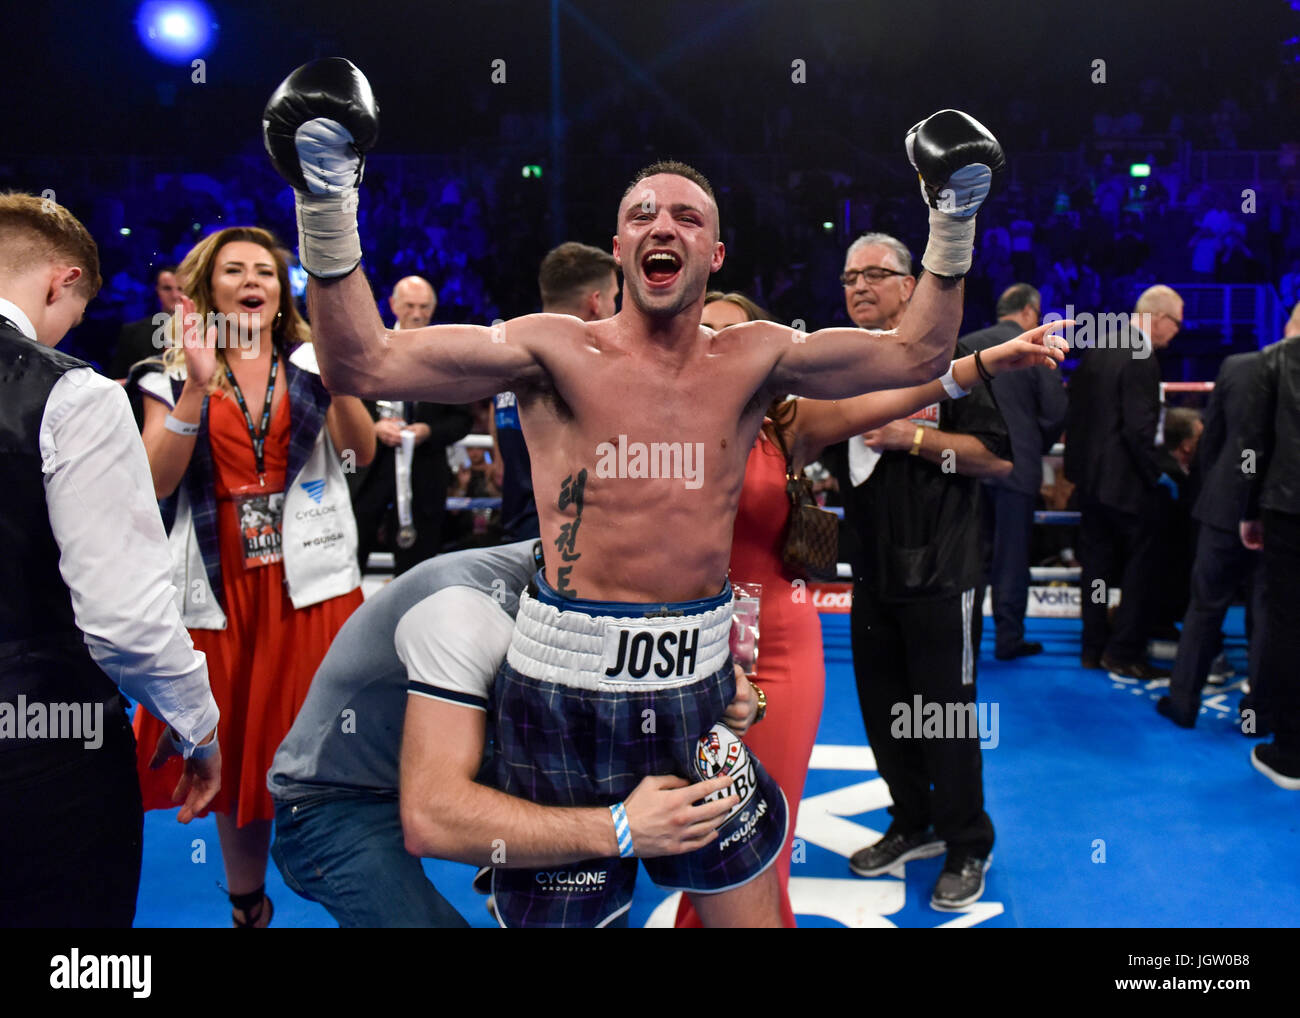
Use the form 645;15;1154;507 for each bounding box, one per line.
676;431;827;927
134;387;363;827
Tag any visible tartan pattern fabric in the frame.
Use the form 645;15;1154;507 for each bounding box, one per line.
161;346;330;611
488;654;788;928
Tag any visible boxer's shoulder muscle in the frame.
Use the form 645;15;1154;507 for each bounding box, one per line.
707;319;793;409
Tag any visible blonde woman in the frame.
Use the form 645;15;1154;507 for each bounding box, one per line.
133;227;375;926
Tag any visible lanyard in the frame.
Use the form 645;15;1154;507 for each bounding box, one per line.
223;356;279;485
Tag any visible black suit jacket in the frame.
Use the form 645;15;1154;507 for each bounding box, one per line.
108;315;162;379
1191;351;1257;531
962;318;1068;496
349;400;474;525
1238;335;1300;517
1063;327;1162;516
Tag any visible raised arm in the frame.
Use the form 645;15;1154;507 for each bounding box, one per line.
789;321;1067;465
307;270;552;402
769;277;963;399
767;109;1006;401
263;58;553;403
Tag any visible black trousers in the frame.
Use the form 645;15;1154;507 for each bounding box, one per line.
850;584;995;857
1168;521;1263;717
1079;498;1162;662
0;699;142;927
1258;509;1300;758
987;487;1036;654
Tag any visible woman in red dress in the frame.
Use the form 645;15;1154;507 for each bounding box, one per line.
134;227;375;926
676;292;1064;927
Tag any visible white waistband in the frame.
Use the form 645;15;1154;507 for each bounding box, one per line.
506;588;734;691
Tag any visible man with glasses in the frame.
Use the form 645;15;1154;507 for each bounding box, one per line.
827;233;1013;910
1065;284;1184;679
962;284;1067;659
841;233;916;331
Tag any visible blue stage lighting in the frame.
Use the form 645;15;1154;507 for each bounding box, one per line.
136;1;215;63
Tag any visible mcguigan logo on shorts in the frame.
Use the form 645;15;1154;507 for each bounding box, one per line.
603;626;700;679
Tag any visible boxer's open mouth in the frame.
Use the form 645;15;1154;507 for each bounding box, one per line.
642;250;682;286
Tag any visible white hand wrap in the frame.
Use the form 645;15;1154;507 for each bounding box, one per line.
296;190;362;279
291;117;364;277
921;207;977;278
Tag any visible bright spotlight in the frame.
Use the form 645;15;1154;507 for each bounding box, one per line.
136;1;215;63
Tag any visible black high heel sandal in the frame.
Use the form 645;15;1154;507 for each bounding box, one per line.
229;885;274;928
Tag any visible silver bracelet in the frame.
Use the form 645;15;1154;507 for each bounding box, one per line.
939;364;970;399
164;413;200;436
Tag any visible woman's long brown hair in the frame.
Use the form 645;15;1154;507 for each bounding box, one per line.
162;226;310;395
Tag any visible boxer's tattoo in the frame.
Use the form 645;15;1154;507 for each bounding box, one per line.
555;468;588;597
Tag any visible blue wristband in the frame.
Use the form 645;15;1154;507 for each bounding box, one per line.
609;802;634;858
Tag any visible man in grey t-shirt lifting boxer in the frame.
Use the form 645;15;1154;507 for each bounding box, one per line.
268;541;754;927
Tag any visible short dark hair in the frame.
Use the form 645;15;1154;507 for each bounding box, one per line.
622;161;719;238
538;242;618;310
996;283;1041;318
623;160;717;208
1163;406;1202;450
151;264;179;285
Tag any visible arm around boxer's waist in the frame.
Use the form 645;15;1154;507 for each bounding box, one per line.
398;696;736;865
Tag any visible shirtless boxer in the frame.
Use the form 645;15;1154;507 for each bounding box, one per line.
263;58;1019;927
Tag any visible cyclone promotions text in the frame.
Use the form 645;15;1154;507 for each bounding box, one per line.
534;869;608;892
151;311;262;356
0;696;102;749
594;435;705;490
1041;307;1155;359
890;695;1000;749
50;950;150;998
604;626;700;679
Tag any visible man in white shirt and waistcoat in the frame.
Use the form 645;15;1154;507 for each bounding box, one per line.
0;191;221;927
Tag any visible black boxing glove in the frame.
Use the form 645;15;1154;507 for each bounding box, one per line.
904;110;1005;278
262;58;379;278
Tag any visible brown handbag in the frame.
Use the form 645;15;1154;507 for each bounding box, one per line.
770;425;840;581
